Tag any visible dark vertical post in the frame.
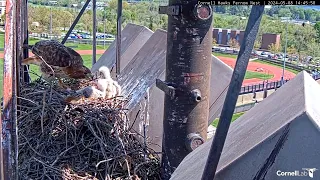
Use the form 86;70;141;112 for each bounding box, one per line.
103;6;106;49
92;0;97;66
201;6;265;180
15;0;24;178
160;1;213;179
1;0;16;179
22;0;30;83
50;7;52;37
61;0;91;44
116;0;122;77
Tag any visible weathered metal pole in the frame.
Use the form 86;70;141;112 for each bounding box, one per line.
23;0;30;83
157;1;213;179
103;7;106;49
61;0;91;44
22;0;30;83
15;0;25;178
92;0;97;66
201;6;265;180
1;0;16;179
116;0;122;78
50;7;52;38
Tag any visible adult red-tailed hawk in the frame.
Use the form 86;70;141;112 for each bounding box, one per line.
22;40;92;87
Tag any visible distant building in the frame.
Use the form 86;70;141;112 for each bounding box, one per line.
213;28;280;50
0;0;5;16
212;28;245;46
0;0;5;24
261;33;281;50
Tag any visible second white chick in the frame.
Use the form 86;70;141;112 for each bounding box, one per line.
97;66;122;98
76;85;106;99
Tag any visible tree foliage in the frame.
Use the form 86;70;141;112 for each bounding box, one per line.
26;3;320;58
268;43;280;54
212;38;217;47
228;38;240;49
27;2;168;35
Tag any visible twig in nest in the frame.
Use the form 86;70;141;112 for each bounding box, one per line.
36;53;55;76
40;91;47;133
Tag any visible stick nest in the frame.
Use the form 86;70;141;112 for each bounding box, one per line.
18;79;161;180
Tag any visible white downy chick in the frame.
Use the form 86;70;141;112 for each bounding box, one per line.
76;86;106;99
96;78;115;98
97;66;122;98
112;81;121;97
98;66;112;80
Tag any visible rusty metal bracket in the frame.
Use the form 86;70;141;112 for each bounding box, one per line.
156;79;176;99
158;5;181;15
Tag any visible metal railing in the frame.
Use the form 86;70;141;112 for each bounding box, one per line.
239;74;320;95
257;55;310;72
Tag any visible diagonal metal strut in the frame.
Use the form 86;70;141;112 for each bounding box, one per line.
201;5;265;180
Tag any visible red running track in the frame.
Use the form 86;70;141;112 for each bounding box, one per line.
0;50;295;86
217;56;296;85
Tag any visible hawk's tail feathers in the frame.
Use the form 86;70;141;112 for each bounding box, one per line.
22;56;41;66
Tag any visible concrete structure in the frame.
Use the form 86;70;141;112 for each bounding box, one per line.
213;28;279;49
221;29;229;45
261;33;281;50
230;30;239;41
171;71;320;180
212;28;221;43
93;25;233;153
91;23;153;76
239;30;245;45
118;38;231;153
0;0;5;24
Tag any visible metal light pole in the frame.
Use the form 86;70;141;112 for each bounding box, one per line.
281;17;290;85
50;7;52;39
116;0;122;78
157;1;213;179
103;6;106;49
92;0;97;66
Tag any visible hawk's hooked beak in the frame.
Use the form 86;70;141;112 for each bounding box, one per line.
86;73;94;80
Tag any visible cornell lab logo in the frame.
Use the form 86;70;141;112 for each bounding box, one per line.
276;168;318;178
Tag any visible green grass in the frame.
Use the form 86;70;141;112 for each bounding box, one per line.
28;38;107;51
0;33;110;52
0;54;102;97
245;71;274;80
0;32;4;50
213;52;238;59
253;59;300;74
211;112;245;127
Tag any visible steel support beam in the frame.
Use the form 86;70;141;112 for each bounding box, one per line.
61;0;91;44
159;1;213;179
116;0;122;77
201;6;265;180
15;0;25;178
22;0;30;83
92;0;97;66
1;0;17;179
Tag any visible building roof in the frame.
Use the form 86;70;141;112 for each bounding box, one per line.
171;71;320;180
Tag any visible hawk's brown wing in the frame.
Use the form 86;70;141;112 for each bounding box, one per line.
64;46;84;65
32;40;74;67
